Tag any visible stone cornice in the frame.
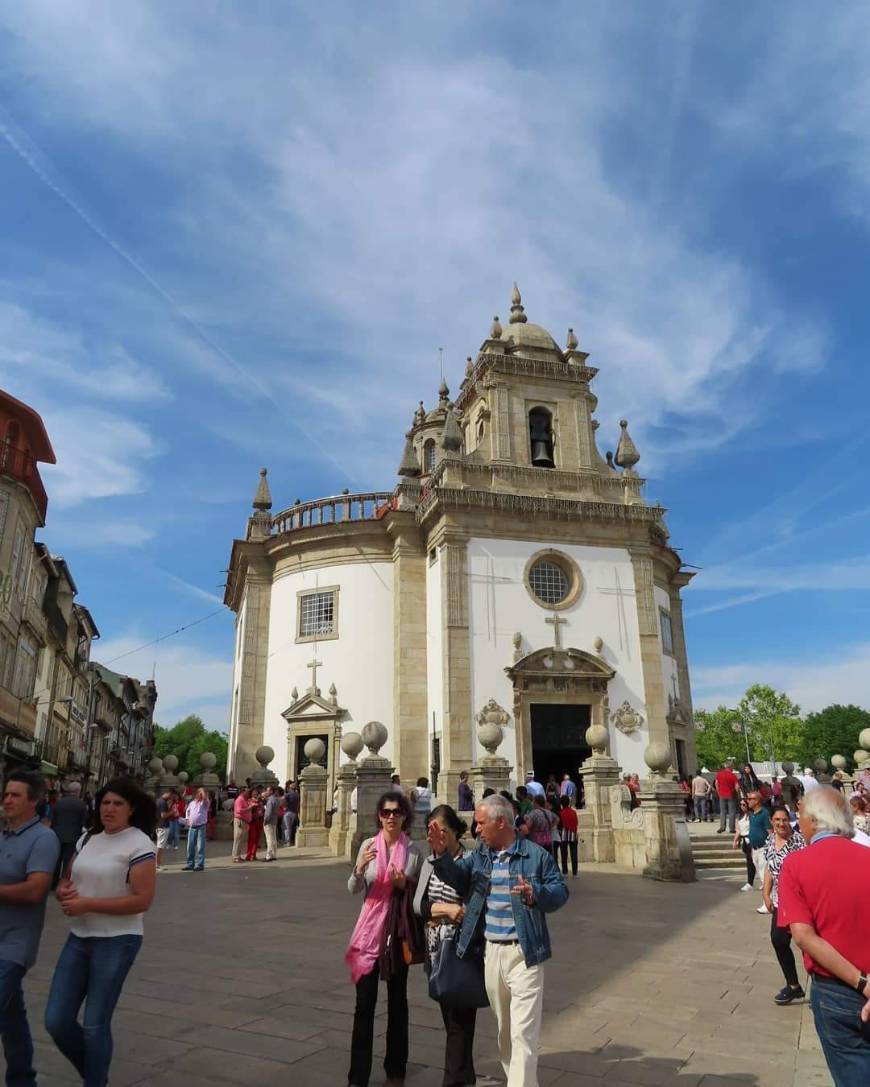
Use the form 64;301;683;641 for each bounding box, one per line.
455;353;598;412
436;458;647;499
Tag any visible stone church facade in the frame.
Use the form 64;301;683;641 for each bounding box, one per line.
224;286;696;802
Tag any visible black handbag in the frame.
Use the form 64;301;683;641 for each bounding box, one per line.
428;937;489;1009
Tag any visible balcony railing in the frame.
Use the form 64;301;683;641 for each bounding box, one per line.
270;492;394;535
0;440;48;522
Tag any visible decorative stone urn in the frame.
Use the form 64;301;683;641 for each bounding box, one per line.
813;757;828;774
855;750;869;766
251;745;279;786
585;724;609;755
157;754;180;792
178;771;189;785
304;737;327;765
361;721;389;761
196;751;221;790
340;732;364;763
859;728;870;752
644;742;673;778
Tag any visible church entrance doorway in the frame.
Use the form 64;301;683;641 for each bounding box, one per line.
530;703;591;800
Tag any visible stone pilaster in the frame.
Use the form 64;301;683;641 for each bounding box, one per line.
629;545;670;750
470;756;513;802
329;762;358;858
439;533;473;804
489;381;513;462
638;775;696;883
297;763;329;847
669;574;697;770
388;516;429;783
579;753;621;863
233;561;273;782
349;755;394;860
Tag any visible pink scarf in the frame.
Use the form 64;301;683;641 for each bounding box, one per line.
344;831;408;984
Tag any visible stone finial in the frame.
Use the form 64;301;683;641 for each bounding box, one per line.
860;727;870;751
361;720;388;756
255;745;275;768
813;757;828;774
253;467;272;511
465;356;474;378
566;327;578;351
200;751;217;770
586;724;609;755
512;631;523;662
438;378;450;406
414;401;426;426
831;754;847;770
397;432;421;477
615;419;640;472
162;755;179;773
303;737;327;765
177;771;189;784
593;635;604;654
148;756;163;775
854;749;869;765
328;682;338;705
509;282;528;324
290;686;298;702
644;742;673;775
490;315;503;339
606;451;615;469
441;408;463;453
340;731;364;761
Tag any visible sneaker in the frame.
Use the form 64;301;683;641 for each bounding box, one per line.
181;866;194;871
774;985;805;1005
739;882;753;892
716;828;725;834
756;904;770;914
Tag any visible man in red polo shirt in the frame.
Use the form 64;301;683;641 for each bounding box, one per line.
777;787;870;1082
715;759;741;834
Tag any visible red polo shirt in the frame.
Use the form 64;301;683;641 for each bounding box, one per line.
715;769;740;799
776;835;870;977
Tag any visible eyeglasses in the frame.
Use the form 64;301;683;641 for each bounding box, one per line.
379;808;402;819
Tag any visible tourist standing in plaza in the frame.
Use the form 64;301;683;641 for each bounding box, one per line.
50;781;89;887
690;769;712;822
746;790;772;913
412;777;433;823
559;773;577;806
167;790;181;850
414;804;481;1087
45;777;157;1087
732;799;757;891
524;771;544;798
262;785;279;861
777;787;870;1083
346;790;422;1087
283;780;299;845
232;787;253;862
0;771;60;1087
761;808;806;1004
155;789;173;869
457;770;474;812
182;787;209;871
246;788;264;861
716;760;741;834
558;796;579;877
429;793;569;1087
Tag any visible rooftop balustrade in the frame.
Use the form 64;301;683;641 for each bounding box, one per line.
271;491;395;535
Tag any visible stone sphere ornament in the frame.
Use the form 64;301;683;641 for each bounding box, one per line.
855;749;869;765
585;724;609;755
303;737;327;765
361;721;388;756
200;751;217;770
477;720;504;756
859;727;870;752
148;757;163;774
255;745;274;768
340;732;364;761
162;755;178;773
644;742;673;775
831;755;847;770
813;758;827;774
178;772;189;784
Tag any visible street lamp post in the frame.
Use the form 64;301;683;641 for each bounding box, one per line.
731;719;752;766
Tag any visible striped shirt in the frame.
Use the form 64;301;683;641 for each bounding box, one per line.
485;841;518;941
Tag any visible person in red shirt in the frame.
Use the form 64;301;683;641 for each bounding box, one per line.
777;787;870;1081
557;796;579;877
715;760;741;834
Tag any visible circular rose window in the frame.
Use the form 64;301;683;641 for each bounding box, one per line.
524;550;582;610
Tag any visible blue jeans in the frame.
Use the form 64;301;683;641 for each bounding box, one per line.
810;978;870;1086
168;819;180;848
45;933;142;1087
718;795;737;832
186;825;206;869
692;796;709;821
0;959;35;1087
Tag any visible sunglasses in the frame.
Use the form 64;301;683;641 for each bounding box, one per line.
379;808;402;819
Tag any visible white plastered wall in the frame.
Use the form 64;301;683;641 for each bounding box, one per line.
262;561;394;776
467;537;650;777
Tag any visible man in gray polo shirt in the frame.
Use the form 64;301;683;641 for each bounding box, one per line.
0;770;60;1086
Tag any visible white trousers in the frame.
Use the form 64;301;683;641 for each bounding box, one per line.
751;846;767;887
484;941;545;1087
264;823;278;860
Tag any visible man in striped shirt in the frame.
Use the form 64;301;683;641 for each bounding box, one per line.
430;794;568;1086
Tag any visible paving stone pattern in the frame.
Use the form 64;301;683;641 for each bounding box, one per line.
4;843;831;1086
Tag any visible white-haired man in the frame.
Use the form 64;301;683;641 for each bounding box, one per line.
428;793;568;1086
777;787;870;1082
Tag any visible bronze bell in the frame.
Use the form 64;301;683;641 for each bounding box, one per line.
531;439;555;467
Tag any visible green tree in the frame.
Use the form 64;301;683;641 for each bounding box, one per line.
152;714;229;780
694;705;741;769
736;684;803;764
798;704;870;769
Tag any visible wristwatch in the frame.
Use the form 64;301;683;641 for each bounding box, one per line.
856;973;869;994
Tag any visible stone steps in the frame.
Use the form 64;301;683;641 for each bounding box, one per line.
688;831;745;870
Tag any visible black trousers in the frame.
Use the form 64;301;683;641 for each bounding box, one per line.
742;840;756;885
439;1000;477;1087
348;963;408;1086
770;907;800;988
559;839;578;876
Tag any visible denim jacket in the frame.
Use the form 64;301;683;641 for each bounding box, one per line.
431;836;568;967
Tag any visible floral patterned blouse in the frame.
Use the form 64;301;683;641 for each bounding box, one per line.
763;830;806;906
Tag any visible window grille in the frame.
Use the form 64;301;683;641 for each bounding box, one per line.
299;590;336;638
528;559;569;605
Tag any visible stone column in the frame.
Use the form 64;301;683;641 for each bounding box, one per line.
439;532;473;804
578;724;621;864
470;703;513;801
638;743;695;883
629;545;670;750
329;732;362;857
388;515;429;783
349;722;395;860
232;559;273;783
297;738;329;848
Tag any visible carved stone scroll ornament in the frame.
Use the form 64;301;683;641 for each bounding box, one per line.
611;700;644;735
610;783;645;829
476;699;511;755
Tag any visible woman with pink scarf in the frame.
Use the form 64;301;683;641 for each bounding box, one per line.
345;790;422;1087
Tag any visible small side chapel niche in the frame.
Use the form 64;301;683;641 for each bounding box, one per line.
529;407;555;468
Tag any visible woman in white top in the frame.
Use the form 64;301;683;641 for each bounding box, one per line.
44;778;157;1087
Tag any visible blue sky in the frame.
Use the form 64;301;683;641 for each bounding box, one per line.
2;2;870;731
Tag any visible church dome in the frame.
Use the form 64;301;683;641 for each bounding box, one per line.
499;283;562;355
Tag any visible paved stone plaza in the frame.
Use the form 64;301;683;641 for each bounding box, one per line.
6;845;830;1087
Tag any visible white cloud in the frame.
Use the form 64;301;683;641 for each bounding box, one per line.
694;642;870;717
95;634;232;733
50;519;156;549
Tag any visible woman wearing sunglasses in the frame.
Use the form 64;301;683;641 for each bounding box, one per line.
762;806;806;1004
346;790;422;1087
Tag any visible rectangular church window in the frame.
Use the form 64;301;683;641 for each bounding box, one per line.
659;609;674;655
297;587;339;642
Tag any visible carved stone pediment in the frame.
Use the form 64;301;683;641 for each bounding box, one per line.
505;647;616;683
282;689;346;725
611;700;644;735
